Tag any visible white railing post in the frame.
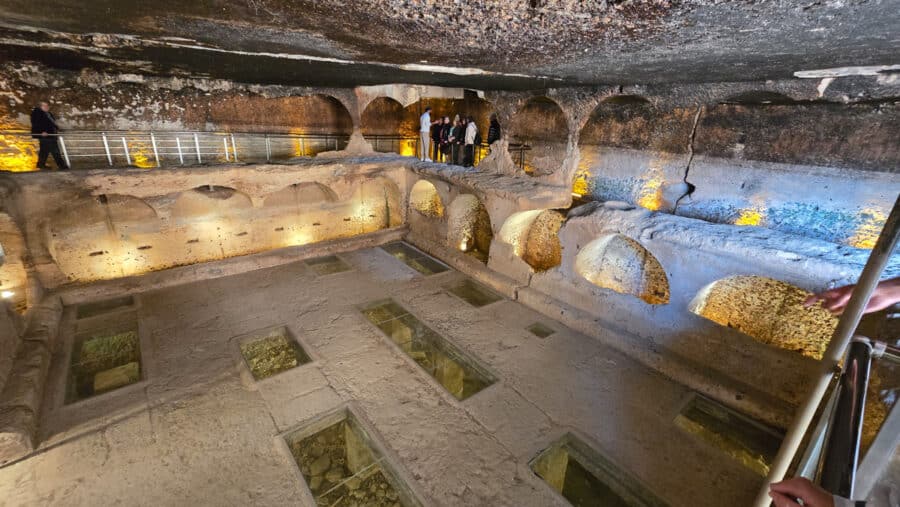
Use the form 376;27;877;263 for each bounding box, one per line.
150;132;161;167
193;133;202;163
223;137;230;161
121;137;131;165
175;137;185;165
230;134;238;162
58;136;71;169
299;137;306;157
265;134;271;162
101;133;113;166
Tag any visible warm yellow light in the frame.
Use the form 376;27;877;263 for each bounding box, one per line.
130;145;155;169
399;140;417;157
734;208;764;226
849;208;886;249
1;290;14;299
0;130;39;172
637;176;663;211
571;167;590;197
459;239;468;252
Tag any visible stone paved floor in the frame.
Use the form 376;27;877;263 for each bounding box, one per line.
0;245;766;506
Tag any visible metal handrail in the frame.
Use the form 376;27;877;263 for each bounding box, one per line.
1;129;530;171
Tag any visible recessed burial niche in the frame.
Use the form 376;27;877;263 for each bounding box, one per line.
360;299;495;401
446;194;493;263
283;408;420;507
527;322;556;338
381;242;449;275
76;295;135;320
66;324;142;403
575;234;670;305
306;254;353;275
237;326;311;381
499;209;565;271
675;395;783;477
445;278;503;308
408;180;444;218
530;433;667;507
689;275;838;359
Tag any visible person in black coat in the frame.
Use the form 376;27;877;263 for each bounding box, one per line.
430;119;443;162
487;114;501;145
30;101;68;170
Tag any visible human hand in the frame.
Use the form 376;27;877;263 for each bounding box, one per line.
41;132;48;137
805;277;900;315
769;478;834;507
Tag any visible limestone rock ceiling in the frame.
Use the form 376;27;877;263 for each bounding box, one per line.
0;0;898;87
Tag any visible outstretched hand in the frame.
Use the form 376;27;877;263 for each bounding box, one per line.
804;277;900;315
768;478;834;507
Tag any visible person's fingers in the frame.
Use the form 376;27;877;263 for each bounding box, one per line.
770;477;814;498
804;293;823;307
768;490;801;507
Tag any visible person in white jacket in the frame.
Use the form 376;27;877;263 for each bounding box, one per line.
419;107;440;161
463;116;477;167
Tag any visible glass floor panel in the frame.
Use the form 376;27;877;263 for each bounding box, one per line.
67;325;142;403
239;327;311;380
284;409;419;507
360;299;495;401
76;295;135;319
674;394;783;477
381;242;449;275
527;322;556;338
446;279;503;307
531;434;668;507
306;255;352;275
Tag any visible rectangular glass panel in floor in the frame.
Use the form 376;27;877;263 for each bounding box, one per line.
674;394;783;477
239;327;311;380
531;434;668;507
66;325;142;403
360;299;495;401
76;295;135;319
306;255;352;275
527;322;556;338
284;409;419;507
381;242;449;275
445;279;503;307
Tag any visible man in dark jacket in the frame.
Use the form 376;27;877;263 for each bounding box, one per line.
30;101;68;170
431;119;443;162
487;114;501;145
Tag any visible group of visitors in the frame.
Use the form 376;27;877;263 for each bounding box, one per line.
419;106;501;167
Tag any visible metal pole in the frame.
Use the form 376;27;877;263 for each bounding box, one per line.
265;134;271;162
58;136;71;169
176;137;184;165
374;137;379;152
231;134;238;162
819;337;872;498
299;137;305;157
223;137;230;161
193;133;202;163
150;132;160;167
753;193;900;506
121;137;131;165
101;133;113;166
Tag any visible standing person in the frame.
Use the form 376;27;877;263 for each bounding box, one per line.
449;118;462;165
30;101;68;170
456;117;468;165
487;114;501;145
439;116;452;163
431;117;443;161
464;115;478;167
419;106;439;162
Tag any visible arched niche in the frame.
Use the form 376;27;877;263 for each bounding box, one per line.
447;194;492;263
720;91;798;106
575;234;669;304
400;94;495;140
507;96;568;176
170;186;254;224
207;93;354;135
499;209;564;271
689;276;838;359
263;182;338;209
579;95;656;149
361;97;405;150
408;180;444;218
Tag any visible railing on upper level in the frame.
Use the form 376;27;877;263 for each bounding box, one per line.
0;129;530;171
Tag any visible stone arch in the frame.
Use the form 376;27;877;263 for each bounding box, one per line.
690;276;838;359
360;97;405;140
170;186;254;223
574;234;669;304
263;182;338;209
408;180;444;218
507;96;569;176
400;95;495;141
447;194;492;263
499;209;564;271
